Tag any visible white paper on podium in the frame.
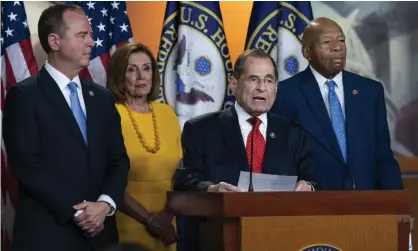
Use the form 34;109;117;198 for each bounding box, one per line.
237;171;297;192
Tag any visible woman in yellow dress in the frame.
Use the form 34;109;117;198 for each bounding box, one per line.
106;42;181;251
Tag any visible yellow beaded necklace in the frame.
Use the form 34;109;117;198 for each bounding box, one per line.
124;103;160;154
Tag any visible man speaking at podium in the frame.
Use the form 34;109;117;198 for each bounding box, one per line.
174;48;317;193
173;48;317;251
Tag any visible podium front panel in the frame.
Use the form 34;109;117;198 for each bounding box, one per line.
240;215;398;251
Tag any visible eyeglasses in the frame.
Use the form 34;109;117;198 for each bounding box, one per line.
241;76;277;85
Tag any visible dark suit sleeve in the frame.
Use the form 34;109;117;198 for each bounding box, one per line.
173;120;214;191
375;83;403;189
295;127;318;189
3;86;77;224
100;92;130;208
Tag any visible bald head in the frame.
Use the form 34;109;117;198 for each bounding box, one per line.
301;17;346;79
302;17;343;47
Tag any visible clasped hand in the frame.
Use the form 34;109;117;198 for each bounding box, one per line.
73;201;110;238
145;210;177;246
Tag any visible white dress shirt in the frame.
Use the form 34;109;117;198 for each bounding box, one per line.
44;62;116;216
235;102;268;147
44;62;87;116
235;102;315;190
310;65;345;119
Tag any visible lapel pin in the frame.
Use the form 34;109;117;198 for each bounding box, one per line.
89;91;94;96
269;132;276;139
352;89;358;95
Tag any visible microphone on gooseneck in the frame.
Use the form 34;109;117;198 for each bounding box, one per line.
292;120;356;190
248;117;256;192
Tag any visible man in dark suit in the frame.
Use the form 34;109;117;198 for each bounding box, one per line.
2;4;130;251
173;49;317;251
272;17;403;190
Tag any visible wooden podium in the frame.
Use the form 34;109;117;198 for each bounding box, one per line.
167;191;412;251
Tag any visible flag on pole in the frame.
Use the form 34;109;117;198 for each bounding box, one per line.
157;1;235;128
66;1;134;86
245;1;313;81
1;2;38;250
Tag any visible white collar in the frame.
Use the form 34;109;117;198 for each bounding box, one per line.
234;102;267;126
309;65;343;88
44;62;81;91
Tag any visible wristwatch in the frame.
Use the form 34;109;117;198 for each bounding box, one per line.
307;182;315;191
100;201;116;216
107;203;116;216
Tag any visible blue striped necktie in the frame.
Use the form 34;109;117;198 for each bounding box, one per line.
68;82;87;143
327;80;346;162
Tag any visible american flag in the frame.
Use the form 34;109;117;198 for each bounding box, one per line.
1;1;38;250
68;1;134;86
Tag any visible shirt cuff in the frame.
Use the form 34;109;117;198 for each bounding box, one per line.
98;194;116;216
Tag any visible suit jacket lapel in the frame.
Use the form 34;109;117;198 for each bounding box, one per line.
220;106;249;172
343;71;361;163
262;113;285;174
81;79;98;149
300;67;344;162
38;67;87;148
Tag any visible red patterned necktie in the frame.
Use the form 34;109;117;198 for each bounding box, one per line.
246;117;266;173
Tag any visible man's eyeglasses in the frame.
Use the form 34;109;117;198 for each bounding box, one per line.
240;76;277;85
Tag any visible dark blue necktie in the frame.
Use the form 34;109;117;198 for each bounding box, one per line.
68;82;87;143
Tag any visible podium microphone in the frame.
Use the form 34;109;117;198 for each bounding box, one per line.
248;117;256;192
